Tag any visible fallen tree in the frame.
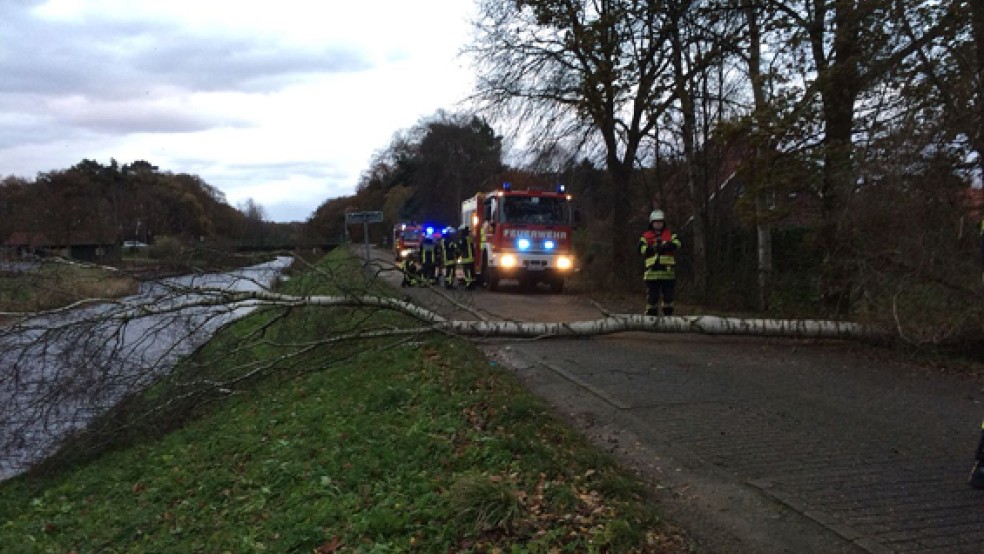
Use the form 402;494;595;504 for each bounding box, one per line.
203;288;885;341
0;253;889;479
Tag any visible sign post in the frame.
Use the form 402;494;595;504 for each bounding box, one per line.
344;210;384;264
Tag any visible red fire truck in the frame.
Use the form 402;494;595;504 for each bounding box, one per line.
461;183;576;292
393;222;424;261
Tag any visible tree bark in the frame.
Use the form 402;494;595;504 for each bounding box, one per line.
744;0;774;311
670;4;708;298
191;289;885;341
973;0;984;179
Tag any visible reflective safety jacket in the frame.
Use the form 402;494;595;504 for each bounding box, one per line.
420;240;437;264
639;228;681;280
440;238;458;267
401;258;420;284
458;235;475;264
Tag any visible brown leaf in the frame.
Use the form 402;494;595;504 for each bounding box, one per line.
313;536;343;553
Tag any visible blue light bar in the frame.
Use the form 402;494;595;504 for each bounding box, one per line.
544;240;555;250
503;182;512;191
517;238;531;251
557;183;566;193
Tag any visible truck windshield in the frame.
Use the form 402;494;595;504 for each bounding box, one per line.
402;229;422;241
501;196;569;225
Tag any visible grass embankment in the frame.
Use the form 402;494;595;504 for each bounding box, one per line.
0;263;137;314
0;249;689;552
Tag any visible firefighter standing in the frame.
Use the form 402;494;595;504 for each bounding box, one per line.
458;225;476;290
419;235;438;285
440;228;458;289
639;210;681;316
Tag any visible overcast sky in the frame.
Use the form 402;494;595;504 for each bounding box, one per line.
0;0;477;222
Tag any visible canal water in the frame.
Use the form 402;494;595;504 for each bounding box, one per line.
0;257;293;481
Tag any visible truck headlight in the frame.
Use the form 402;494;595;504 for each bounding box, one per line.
500;254;518;268
400;249;413;258
556;256;573;270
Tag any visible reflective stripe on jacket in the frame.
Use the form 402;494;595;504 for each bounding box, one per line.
440;239;457;266
420;242;437;263
639;228;680;280
458;235;475;263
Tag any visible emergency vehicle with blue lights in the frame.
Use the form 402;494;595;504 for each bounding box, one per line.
461;183;576;292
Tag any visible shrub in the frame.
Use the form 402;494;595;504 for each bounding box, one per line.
448;473;523;534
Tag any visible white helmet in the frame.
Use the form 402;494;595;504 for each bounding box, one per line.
649;209;665;222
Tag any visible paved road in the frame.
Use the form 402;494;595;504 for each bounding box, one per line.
493;336;984;553
367;247;984;553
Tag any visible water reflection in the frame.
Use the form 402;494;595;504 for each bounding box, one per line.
0;257;293;480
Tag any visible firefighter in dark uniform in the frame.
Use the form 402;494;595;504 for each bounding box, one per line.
400;255;420;288
638;209;681;316
418;234;438;286
458;225;476;290
439;228;458;289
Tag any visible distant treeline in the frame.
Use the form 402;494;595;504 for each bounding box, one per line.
0;159;309;251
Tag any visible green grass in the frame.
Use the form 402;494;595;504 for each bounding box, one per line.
0;248;688;552
0;263;137;313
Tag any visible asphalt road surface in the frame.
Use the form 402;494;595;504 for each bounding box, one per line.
365;246;984;553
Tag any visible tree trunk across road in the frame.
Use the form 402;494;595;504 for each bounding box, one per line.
366;246;984;553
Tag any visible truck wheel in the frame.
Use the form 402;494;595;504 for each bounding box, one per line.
487;266;500;292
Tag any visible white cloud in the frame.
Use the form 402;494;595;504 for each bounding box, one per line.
0;0;477;222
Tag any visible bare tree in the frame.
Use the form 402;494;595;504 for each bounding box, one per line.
717;0;784;311
238;198;268;247
665;0;716;296
743;0;775;311
900;0;984;185
974;0;984;180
